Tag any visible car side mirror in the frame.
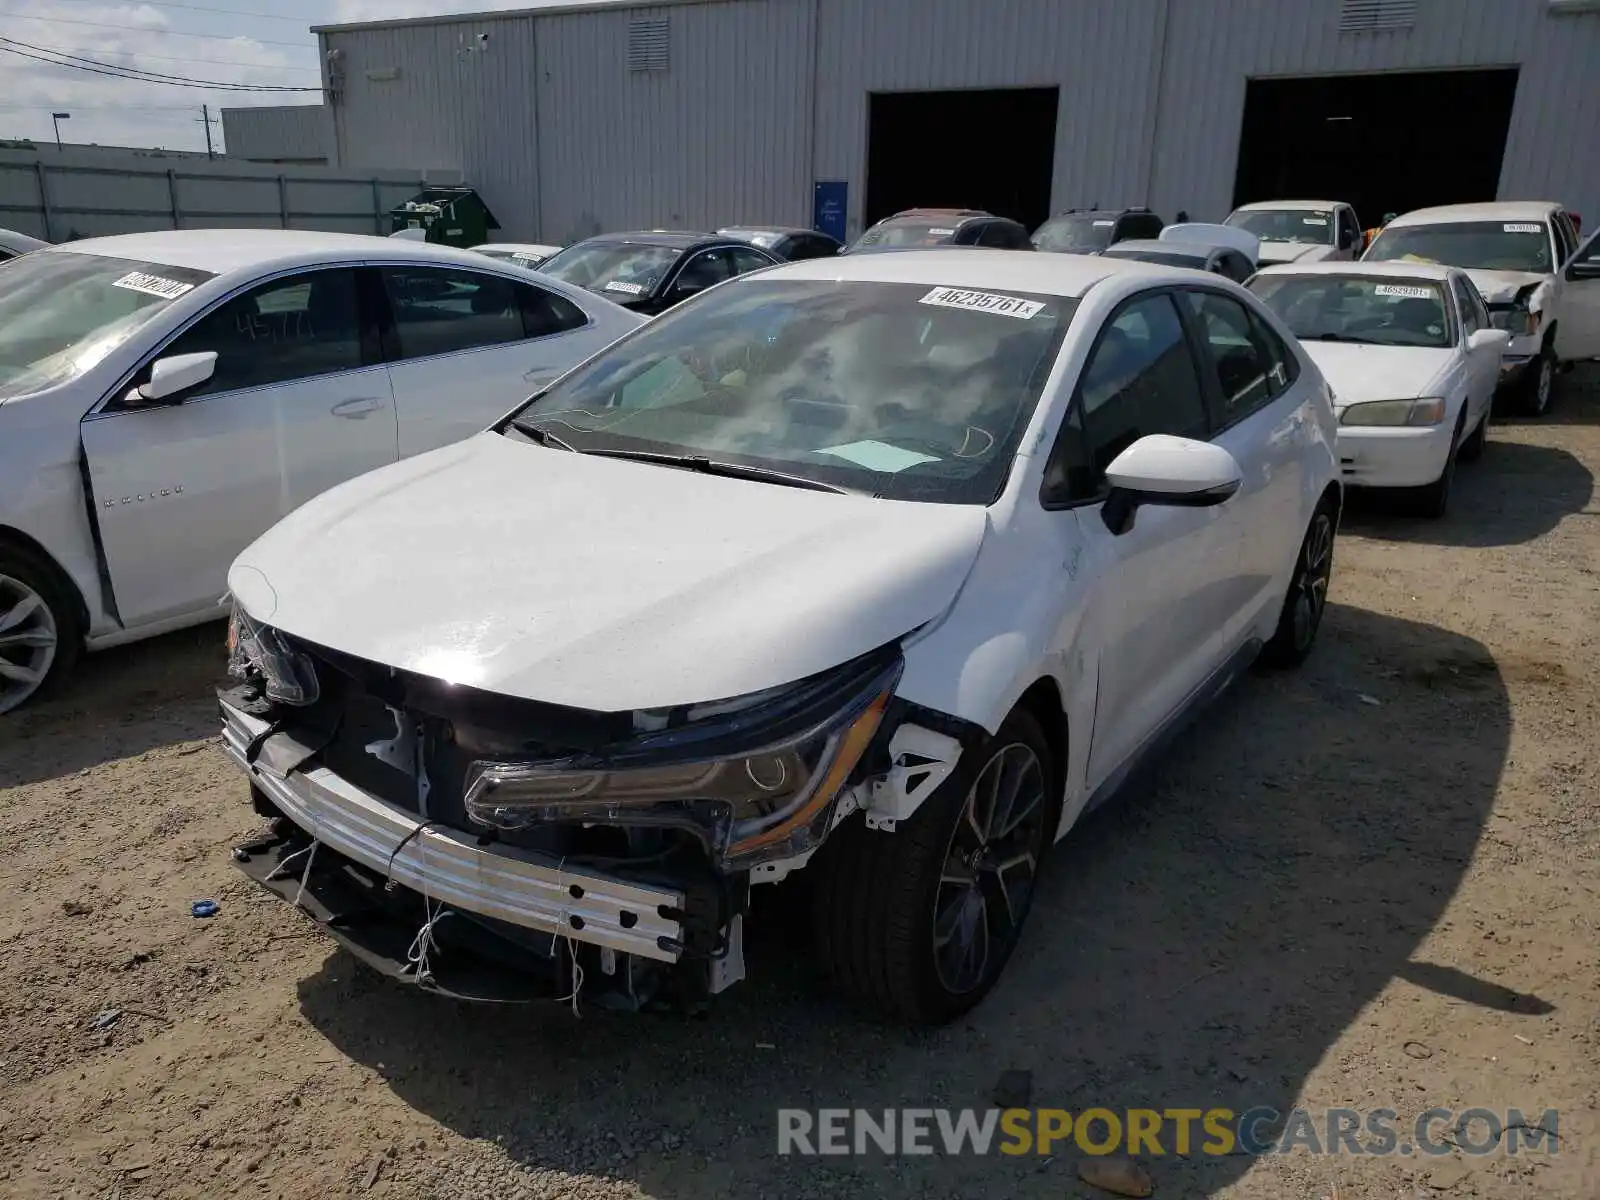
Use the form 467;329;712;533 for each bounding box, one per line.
1338;228;1358;250
1568;259;1600;281
1467;328;1510;352
124;351;218;406
1100;435;1242;536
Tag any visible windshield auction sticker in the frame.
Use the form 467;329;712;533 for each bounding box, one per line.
603;280;645;295
1503;223;1543;234
920;287;1044;320
1373;284;1434;299
112;271;195;300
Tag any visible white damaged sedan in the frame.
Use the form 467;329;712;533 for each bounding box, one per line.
221;250;1340;1023
1249;262;1509;517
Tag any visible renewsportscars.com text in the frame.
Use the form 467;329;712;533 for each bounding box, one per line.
777;1107;1559;1158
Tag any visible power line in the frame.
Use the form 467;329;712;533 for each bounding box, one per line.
3;41;320;72
0;11;314;50
40;0;314;23
0;38;322;91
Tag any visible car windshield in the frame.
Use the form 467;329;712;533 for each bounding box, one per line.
852;221;962;250
1226;209;1334;245
537;240;681;299
1364;221;1553;273
1249;273;1452;349
0;250;215;401
1031;215;1117;253
509;278;1076;504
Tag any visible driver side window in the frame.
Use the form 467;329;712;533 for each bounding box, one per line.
1042;292;1209;504
150;268;365;401
672;249;736;297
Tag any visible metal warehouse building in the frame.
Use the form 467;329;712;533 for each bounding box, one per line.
248;0;1600;244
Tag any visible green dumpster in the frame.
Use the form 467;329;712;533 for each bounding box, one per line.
388;187;501;248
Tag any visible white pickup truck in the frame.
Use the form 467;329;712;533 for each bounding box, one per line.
1363;201;1600;415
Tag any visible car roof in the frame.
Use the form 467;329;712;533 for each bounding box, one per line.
1040;208;1153;221
1386;201;1561;228
718;225;816;238
574;230;720;250
1105;239;1208;259
53;228;511;276
0;227;50;253
759;247;1174;298
474;241;561;253
1255;261;1457;282
1233;199;1343;212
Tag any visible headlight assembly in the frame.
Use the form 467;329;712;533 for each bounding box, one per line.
1340;397;1446;427
226;601;320;706
463;656;900;869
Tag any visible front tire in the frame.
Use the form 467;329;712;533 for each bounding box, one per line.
1260;501;1336;670
1457;406;1488;462
0;546;81;716
1517;343;1556;417
811;709;1054;1024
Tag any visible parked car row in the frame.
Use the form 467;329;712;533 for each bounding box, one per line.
3;194;1597;1030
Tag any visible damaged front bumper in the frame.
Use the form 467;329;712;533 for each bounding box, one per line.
216;629;969;1008
223;701;687;965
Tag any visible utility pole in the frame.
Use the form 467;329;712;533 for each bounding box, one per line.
51;111;69;151
197;104;216;159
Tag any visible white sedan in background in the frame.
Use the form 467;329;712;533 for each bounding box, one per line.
0;229;641;714
222;250;1341;1024
1249;262;1508;517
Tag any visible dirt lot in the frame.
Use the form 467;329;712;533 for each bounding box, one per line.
2;372;1598;1200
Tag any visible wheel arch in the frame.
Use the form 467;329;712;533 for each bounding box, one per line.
0;524;90;633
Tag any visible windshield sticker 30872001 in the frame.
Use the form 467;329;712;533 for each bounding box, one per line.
919;287;1044;320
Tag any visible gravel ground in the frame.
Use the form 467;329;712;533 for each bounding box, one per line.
2;370;1597;1200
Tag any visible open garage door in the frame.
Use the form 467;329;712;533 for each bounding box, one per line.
865;88;1058;231
1233;69;1519;226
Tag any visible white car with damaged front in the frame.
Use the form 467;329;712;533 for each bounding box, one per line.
221;250;1341;1024
1250;262;1509;517
1362;201;1600;415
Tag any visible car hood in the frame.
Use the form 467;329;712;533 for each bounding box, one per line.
1301;342;1452;408
1457;268;1547;306
228;433;989;712
1256;241;1335;265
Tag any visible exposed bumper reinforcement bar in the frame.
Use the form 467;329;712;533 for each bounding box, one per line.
221;700;686;963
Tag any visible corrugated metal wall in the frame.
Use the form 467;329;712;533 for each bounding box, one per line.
219;105;333;164
315;0;1600;244
1148;0;1600;222
325;15;543;235
812;0;1167;239
535;0;814;242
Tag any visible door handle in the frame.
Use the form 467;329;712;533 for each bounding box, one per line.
331;397;384;418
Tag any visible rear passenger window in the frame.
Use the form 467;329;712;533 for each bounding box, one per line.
1183;291;1291;428
729;247;775;276
516;283;588;339
382;267;524;360
1044;292;1209;502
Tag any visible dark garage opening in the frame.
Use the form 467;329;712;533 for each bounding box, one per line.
1233;69;1519;225
865;88;1058;231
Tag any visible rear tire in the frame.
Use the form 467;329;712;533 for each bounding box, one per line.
1260;501;1336;670
810;708;1054;1025
0;545;81;716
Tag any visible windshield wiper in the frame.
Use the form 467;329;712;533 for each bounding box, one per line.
511;420;578;453
583;449;854;494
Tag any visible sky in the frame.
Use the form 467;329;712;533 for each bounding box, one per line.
0;0;632;153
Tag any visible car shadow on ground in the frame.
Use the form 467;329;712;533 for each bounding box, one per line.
1339;439;1594;548
0;619;224;788
295;602;1511;1198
